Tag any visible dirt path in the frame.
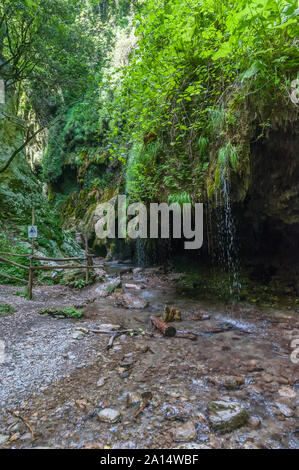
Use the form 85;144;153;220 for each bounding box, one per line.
0;269;298;449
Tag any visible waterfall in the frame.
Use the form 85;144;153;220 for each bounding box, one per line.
135;237;148;267
215;170;241;298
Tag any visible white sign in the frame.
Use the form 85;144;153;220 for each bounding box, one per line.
28;226;38;238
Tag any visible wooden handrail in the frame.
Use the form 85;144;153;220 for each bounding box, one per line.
0;251;30;258
0;256;29;270
32;256;88;262
32;264;103;271
0;272;27;283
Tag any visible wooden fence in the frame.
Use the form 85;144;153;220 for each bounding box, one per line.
0;249;98;300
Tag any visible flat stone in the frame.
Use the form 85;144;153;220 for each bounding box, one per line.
171;421;197;442
19;432;32;441
96;378;106;388
207;400;249;433
95;278;121;297
174;443;211;449
262;374;274;383
208;375;245;390
116;293;149;310
98;324;121;331
0;434;9;445
278;386;296;399
98;408;121;423
71;331;84;340
248;417;261;429
275;402;294;418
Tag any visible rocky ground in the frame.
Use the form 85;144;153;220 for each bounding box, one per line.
0;264;298;449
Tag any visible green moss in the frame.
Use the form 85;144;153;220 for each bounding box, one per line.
39;306;83;319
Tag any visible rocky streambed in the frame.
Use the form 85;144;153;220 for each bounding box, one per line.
0;264;298;449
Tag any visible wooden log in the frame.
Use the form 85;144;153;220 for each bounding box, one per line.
0;251;30;258
32;264;103;271
0;272;27;283
150;315;176;337
32;256;89;262
0;256;29;270
176;332;197;341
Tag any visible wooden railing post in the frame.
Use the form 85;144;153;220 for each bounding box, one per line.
28;208;35;300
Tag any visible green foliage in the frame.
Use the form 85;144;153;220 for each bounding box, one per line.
0;232;31;284
168;192;191;205
39;306;83;318
0;303;16;317
104;0;298;202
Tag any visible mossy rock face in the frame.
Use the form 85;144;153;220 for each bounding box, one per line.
207;400;249;433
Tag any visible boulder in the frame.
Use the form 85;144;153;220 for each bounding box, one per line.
207;400;249;433
171;421;197;442
98;408;121;423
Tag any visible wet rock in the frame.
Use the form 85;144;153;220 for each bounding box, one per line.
115;293;149;310
174;443;211;449
262;374;274;383
95;278;121;297
19;432;32;441
241;441;260;449
98;323;121;331
96;378;106;388
248;417;261;429
124;283;145;290
126;392;142;407
119;353;133;370
71;331;85;340
133;268;143;276
171;421;197;442
98;408;121;423
246;360;264;372
119;334;128;343
163;404;191;421
162;305;181;322
0;434;9;445
208;375;245;390
276;377;289;385
275;402;294;418
278;386;296;399
118;367;130;379
190;313;211;321
207;400;249;433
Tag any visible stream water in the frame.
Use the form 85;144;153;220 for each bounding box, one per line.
0;264;298;449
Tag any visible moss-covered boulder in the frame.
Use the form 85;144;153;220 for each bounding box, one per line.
207;400;249;433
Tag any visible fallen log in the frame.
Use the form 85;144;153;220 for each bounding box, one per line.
150;315;176;337
134;392;152;419
176;331;197;341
